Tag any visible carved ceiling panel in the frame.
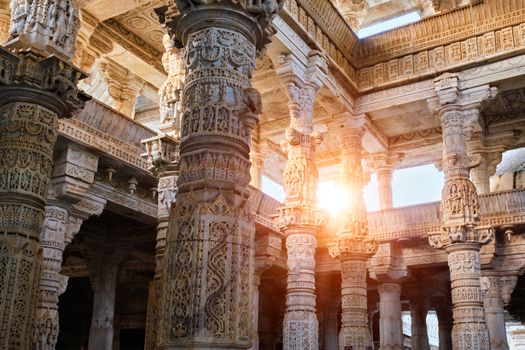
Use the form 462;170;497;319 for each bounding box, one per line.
367;100;437;137
482;88;525;131
112;0;169;51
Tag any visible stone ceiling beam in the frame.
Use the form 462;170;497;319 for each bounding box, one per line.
80;0;152;21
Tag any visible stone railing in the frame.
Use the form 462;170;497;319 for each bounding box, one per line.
364;188;525;243
74;99;157;150
59;99;157;172
248;186;282;232
315;188;525;245
367;201;442;242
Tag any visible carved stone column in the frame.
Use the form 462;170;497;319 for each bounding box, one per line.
33;144;101;349
370;242;406;350
434;298;453;350
378;283;403;350
329;120;376;350
428;73;497;350
249;151;265;190
369;153;394;210
87;256;121;350
480;271;509;350
273;51;327;350
156;1;282;348
142;134;180;350
409;296;430;350
0;2;88;348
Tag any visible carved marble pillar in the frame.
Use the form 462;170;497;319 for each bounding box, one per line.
317;274;339;350
329;121;376;350
434;298;453;350
469;150;501;195
34;144;101;349
142;134;179;350
428;73;497;350
409;297;430;350
480;272;509;350
249;151;265;190
0;1;9;43
0;2;87;347
377;283;403;350
369;153;396;210
273;51;327;350
87;256;121;350
156;1;282;348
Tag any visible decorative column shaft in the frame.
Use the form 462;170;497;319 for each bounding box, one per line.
273;51;327;350
249;151;264;190
156;1;282;348
434;300;453;350
0;1;87;347
34;205;68;349
409;298;430;350
88;258;120;350
377;168;393;210
142;134;180;350
428;73;496;350
481;272;509;350
329;121;376;350
378;282;403;350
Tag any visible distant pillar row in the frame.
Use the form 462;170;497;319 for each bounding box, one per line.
156;1;282;348
428;73;497;350
0;1;88;348
273;50;327;350
329;119;376;350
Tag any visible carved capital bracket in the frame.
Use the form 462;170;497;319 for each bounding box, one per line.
141;133;180;177
272;204;328;231
0;48;90;117
369;242;408;282
328;236;377;260
50;144;99;204
432;72;498;110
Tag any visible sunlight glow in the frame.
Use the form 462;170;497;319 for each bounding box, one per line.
317;181;351;217
357;12;421;39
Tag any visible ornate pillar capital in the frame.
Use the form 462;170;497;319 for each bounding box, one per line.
431;73;497;112
142;133;180;178
158;0;284;54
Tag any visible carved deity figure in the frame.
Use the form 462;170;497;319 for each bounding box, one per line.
8;0;80;59
159;34;185;128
